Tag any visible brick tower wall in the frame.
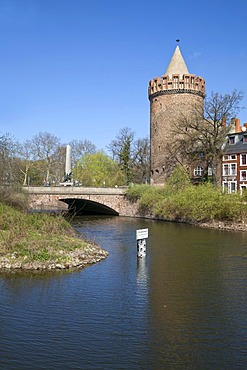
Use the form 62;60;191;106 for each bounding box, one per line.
149;74;205;184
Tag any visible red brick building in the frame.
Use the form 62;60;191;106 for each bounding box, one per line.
222;118;247;193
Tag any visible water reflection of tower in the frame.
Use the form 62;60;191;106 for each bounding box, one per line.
136;254;149;351
137;258;148;285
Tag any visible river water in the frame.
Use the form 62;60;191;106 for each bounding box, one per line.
0;216;247;369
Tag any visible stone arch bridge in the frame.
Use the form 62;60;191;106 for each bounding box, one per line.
25;186;138;217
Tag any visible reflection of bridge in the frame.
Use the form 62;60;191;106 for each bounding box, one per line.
25;186;138;216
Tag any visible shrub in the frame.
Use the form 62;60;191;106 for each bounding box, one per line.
138;187;164;214
126;184;151;201
128;182;246;223
0;186;29;212
166;165;191;191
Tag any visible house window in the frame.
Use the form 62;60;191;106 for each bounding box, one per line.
230;163;236;175
230;182;236;193
223;182;228;192
194;166;203;177
223;155;236;161
222;181;237;193
243;135;247;143
223;164;229;176
240;185;247;195
223;164;237;176
229;136;235;144
240;154;247;165
240;170;247;181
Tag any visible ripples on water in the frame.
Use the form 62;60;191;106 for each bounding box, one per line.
0;216;247;369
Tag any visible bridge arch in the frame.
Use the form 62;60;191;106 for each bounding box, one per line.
60;198;119;216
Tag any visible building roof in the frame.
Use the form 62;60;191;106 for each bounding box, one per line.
165;45;189;78
224;132;247;154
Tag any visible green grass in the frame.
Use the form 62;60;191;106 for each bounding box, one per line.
0;203;90;265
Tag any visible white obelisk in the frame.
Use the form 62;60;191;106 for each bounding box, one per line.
65;144;72;178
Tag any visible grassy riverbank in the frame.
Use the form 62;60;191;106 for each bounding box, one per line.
0;203;108;271
126;182;247;225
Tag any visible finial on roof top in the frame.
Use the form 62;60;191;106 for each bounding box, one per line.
176;39;180;43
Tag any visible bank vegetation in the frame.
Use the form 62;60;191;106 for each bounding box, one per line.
126;168;247;229
0;190;108;271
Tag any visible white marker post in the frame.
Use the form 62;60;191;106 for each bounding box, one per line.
136;228;148;258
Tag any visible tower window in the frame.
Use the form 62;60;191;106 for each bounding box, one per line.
194;166;203;177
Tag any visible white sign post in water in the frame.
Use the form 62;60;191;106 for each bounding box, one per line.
136;228;148;258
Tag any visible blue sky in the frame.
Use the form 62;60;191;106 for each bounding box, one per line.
0;0;247;151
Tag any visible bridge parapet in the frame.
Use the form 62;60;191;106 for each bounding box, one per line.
24;186;138;217
25;186;126;195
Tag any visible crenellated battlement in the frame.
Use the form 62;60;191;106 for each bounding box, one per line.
148;73;206;99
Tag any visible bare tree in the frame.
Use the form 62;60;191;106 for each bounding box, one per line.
69;139;96;166
132;137;150;183
108;129;151;185
18;140;35;186
0;133;19;186
30;132;61;184
170;90;244;184
108;127;135;185
51;145;68;184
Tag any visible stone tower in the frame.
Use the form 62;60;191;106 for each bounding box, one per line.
148;45;206;184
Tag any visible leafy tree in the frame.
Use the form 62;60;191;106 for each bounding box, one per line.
75;151;125;187
166;165;191;191
170;90;244;184
69;139;96;182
